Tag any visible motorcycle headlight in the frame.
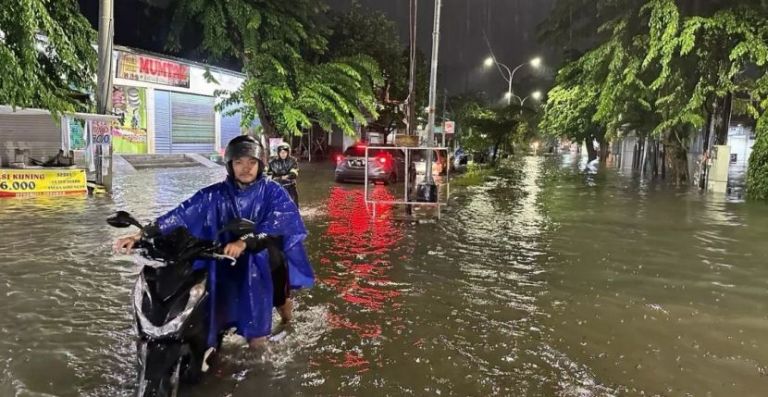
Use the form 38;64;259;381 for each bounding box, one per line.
189;282;205;302
134;278;207;339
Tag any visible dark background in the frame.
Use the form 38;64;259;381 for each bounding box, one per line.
77;0;558;98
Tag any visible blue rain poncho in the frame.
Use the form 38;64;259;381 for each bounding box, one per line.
155;176;314;345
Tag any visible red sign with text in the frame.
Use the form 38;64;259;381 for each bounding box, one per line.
116;52;190;88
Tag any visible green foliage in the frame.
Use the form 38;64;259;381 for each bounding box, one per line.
325;2;428;135
0;0;97;114
541;0;768;193
747;113;768;200
461;102;532;160
538;50;607;146
452;164;492;187
169;0;383;137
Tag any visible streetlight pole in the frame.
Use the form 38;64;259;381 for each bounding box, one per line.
484;56;542;105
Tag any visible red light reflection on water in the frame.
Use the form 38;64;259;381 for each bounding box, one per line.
318;185;405;372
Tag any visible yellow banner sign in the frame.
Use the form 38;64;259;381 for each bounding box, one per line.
0;169;87;198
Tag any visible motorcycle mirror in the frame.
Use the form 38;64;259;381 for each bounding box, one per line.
107;211;143;229
219;218;255;237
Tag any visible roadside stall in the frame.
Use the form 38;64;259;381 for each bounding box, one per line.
0;106;117;198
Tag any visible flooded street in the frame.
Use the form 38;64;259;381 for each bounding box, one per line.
2;156;768;396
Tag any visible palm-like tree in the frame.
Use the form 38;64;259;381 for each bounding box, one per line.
169;0;382;137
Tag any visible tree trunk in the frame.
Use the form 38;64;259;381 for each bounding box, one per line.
663;129;690;185
597;135;609;163
699;108;716;189
713;93;733;146
585;136;597;162
640;137;649;177
254;95;279;138
492;139;501;164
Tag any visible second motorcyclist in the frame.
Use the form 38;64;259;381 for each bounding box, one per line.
268;143;300;207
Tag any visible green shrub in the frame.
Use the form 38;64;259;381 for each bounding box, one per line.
452;164;493;187
747;114;768;200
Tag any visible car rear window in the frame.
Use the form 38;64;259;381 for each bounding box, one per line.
343;146;400;157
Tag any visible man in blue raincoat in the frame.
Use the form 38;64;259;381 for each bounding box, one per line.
114;135;314;348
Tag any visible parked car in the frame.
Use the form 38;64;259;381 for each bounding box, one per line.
334;144;408;184
412;149;448;176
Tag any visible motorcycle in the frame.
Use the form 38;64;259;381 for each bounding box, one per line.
107;211;254;397
268;174;299;207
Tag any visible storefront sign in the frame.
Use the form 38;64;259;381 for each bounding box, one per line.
0;169;87;198
90;120;112;144
111;85;148;154
443;120;455;135
116;52;190;88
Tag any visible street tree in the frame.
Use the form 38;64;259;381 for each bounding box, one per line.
641;1;768;185
0;0;96;114
168;0;382;138
463;104;531;164
538;50;607;163
541;0;768;187
325;2;428;142
540;0;661;166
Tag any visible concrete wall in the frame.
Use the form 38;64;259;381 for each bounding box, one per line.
0;113;63;167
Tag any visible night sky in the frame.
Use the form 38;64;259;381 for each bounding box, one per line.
77;0;557;98
328;0;557;98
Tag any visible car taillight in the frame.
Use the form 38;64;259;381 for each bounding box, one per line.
378;157;387;164
336;155;344;164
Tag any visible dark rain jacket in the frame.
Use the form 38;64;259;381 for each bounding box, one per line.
267;157;299;185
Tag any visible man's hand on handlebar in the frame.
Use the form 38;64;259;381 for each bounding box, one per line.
114;233;141;254
223;240;247;259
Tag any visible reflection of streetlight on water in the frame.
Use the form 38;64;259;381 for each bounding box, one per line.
483;56;543;105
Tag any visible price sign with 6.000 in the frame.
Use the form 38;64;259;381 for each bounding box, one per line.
0;180;37;191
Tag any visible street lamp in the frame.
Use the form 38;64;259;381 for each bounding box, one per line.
520;90;543;107
483;55;543;105
502;90;543;107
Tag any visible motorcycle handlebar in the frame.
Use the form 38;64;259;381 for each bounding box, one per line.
133;238;235;265
199;251;237;266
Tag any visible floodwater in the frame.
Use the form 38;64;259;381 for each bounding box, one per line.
2;155;768;396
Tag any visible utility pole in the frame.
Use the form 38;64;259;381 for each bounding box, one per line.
415;0;441;202
96;0;114;191
406;0;418;136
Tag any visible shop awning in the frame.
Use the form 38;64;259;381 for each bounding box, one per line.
0;106;118;121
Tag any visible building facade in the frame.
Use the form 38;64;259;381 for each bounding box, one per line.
101;47;254;156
